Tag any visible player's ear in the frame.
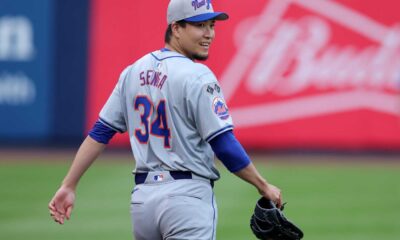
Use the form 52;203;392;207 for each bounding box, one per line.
171;22;182;39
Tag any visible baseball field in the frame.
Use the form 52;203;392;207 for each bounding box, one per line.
0;151;399;240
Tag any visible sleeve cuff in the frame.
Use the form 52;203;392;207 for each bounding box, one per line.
205;125;234;142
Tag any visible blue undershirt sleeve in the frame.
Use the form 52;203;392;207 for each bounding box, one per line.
88;120;117;144
209;130;251;173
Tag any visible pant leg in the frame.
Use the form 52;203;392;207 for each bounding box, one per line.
130;185;162;240
158;180;217;240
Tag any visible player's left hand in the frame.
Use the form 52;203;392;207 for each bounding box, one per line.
48;186;75;224
258;183;282;209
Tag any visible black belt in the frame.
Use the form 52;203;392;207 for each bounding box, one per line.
135;171;214;187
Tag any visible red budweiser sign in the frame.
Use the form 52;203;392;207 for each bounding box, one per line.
87;0;400;150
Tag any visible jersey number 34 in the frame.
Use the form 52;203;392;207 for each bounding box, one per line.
134;96;171;148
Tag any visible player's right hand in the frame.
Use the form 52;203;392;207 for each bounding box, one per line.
48;186;75;224
259;183;282;209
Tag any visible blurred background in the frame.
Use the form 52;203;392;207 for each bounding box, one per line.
0;0;399;239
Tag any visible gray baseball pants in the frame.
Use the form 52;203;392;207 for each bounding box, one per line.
130;171;217;240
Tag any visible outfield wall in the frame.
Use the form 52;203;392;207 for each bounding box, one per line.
86;0;400;150
0;0;55;142
0;0;89;144
1;0;400;150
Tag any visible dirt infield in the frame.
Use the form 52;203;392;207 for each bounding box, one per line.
1;147;399;167
250;151;400;166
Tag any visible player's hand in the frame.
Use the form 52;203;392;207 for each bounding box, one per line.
48;186;75;224
259;183;282;209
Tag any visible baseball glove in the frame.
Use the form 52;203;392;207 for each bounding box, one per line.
250;198;304;240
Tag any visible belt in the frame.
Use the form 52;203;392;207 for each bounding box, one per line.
135;171;214;187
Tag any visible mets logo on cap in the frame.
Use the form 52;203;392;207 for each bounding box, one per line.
213;97;230;120
192;0;211;10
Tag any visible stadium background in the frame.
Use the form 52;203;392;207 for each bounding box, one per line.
0;0;399;239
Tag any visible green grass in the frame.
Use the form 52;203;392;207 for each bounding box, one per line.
0;155;399;240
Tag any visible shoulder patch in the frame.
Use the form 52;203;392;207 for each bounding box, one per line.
214;84;220;93
205;83;222;95
212;97;230;120
206;85;214;94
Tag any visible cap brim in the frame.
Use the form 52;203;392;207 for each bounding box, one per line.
184;12;229;22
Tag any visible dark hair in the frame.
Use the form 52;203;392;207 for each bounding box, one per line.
164;20;187;43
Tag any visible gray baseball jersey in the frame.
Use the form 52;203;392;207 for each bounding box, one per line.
99;49;233;180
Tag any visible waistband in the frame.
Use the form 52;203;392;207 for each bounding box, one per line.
135;171;214;187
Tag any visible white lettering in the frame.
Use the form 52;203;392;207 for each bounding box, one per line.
0;72;36;105
220;0;400;126
246;16;400;95
0;16;35;61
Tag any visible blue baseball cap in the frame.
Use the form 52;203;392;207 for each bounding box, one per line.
167;0;229;24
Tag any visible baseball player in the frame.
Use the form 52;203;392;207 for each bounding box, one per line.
48;0;282;239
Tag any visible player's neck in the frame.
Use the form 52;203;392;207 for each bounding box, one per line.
164;43;191;60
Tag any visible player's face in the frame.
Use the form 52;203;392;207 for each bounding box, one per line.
178;20;216;61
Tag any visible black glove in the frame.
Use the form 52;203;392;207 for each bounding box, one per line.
250;197;304;240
